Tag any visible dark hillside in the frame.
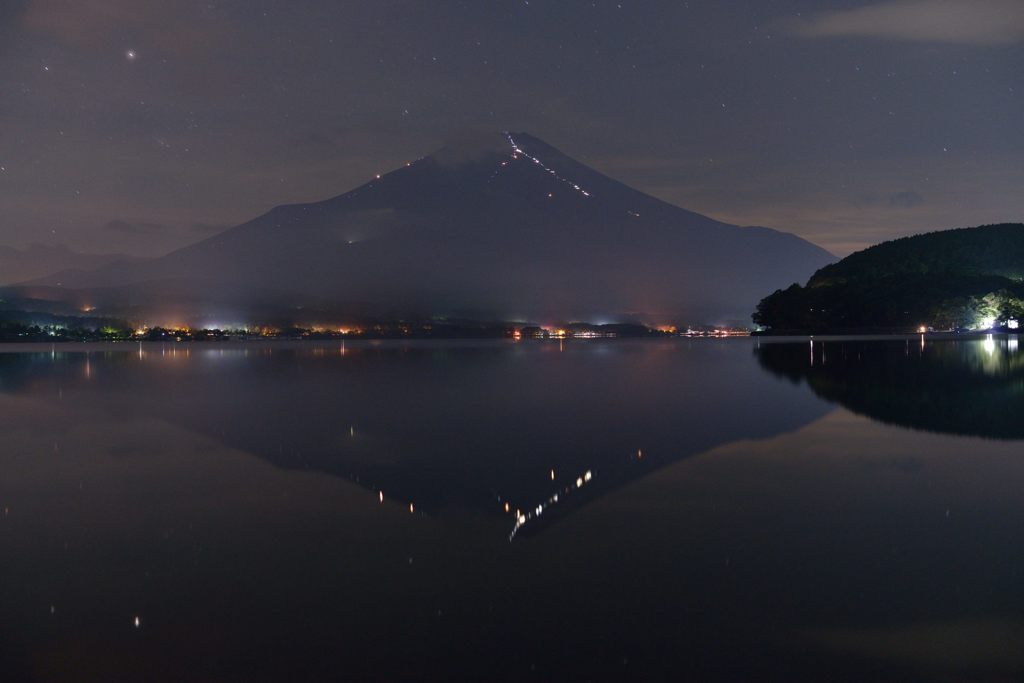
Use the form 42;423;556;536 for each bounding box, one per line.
754;224;1024;333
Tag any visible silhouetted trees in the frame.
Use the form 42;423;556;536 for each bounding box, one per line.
754;224;1024;333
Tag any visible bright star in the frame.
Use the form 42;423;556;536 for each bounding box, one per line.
126;49;137;61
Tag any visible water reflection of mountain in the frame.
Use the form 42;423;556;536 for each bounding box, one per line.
0;340;830;535
756;336;1024;440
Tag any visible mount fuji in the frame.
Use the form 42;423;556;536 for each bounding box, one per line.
17;132;833;325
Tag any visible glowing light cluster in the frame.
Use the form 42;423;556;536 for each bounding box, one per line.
508;468;593;542
504;132;592;198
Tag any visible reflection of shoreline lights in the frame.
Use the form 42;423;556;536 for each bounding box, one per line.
504;132;592;198
1010;337;1019;352
984;334;996;356
509;469;593;542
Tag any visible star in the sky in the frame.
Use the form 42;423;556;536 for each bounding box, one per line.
125;49;137;61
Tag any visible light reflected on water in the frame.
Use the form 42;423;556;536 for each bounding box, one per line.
509;468;595;541
1;338;1023;681
757;335;1024;439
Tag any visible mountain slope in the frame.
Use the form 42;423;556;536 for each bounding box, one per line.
0;244;145;287
19;132;833;324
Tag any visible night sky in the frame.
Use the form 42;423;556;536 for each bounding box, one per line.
2;0;1022;258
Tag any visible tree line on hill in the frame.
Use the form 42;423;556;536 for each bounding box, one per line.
754;224;1024;333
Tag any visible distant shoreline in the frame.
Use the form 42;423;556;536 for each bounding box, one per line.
754;329;1019;338
0;318;753;344
0;333;744;346
5;331;1020;351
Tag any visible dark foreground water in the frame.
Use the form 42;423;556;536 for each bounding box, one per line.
1;337;1022;682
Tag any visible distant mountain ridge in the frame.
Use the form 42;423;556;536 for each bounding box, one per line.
11;131;833;325
754;223;1024;333
0;244;144;287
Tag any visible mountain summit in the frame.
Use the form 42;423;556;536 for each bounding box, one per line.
21;132;833;324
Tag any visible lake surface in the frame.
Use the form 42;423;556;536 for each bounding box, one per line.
1;337;1022;681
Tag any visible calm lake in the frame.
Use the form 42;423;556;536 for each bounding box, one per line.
1;337;1022;681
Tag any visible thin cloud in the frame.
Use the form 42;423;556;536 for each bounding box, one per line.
792;0;1024;46
0;0;30;52
886;190;924;208
21;0;231;61
190;222;229;235
101;219;168;235
856;191;925;209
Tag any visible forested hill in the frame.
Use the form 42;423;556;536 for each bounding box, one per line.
811;224;1024;285
754;223;1024;334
